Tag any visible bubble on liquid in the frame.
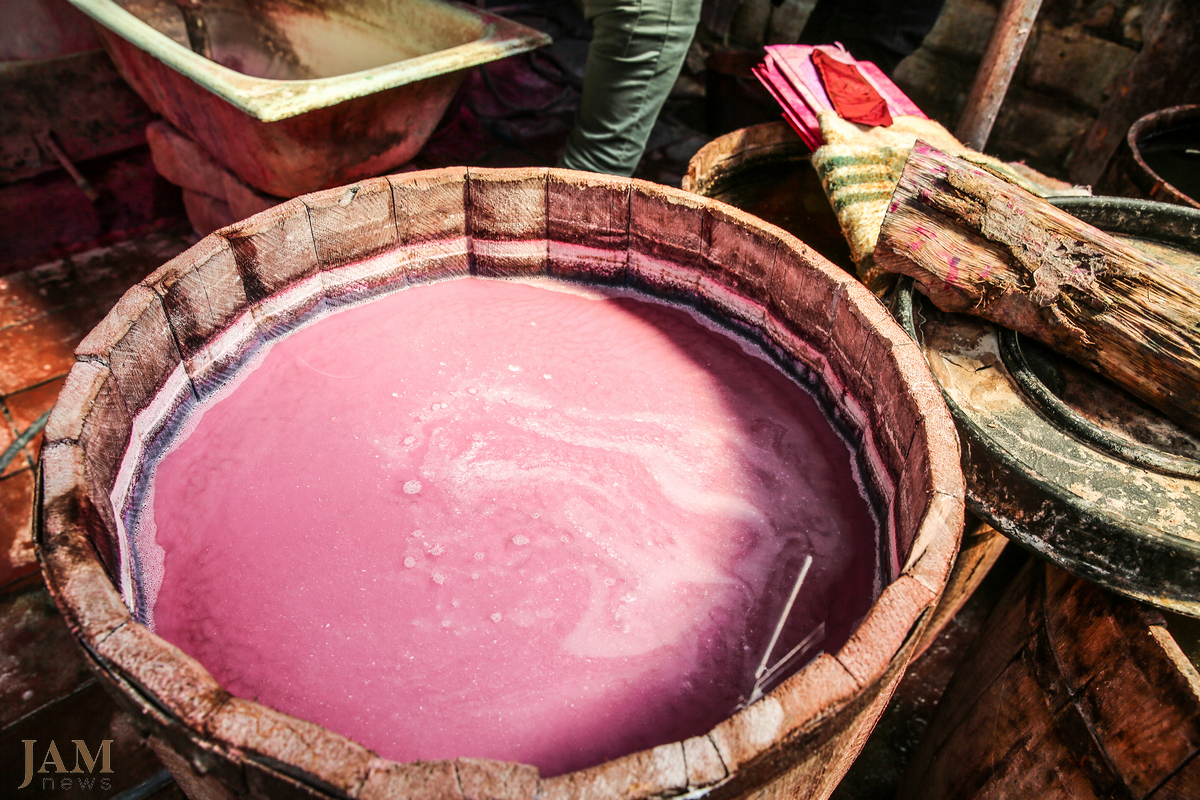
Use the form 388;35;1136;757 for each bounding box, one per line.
604;578;616;587
403;556;417;569
512;534;529;546
468;387;478;394
403;480;422;494
490;612;502;623
560;536;570;544
474;551;485;560
430;544;445;556
432;572;446;585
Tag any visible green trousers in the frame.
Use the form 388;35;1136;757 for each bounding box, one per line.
559;0;702;176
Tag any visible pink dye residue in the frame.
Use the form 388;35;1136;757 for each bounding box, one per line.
147;278;879;776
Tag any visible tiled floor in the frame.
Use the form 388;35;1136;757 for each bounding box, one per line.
0;586;187;799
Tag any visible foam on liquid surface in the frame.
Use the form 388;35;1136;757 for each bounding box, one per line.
145;277;879;776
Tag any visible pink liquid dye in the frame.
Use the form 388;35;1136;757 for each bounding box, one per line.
143;277;879;776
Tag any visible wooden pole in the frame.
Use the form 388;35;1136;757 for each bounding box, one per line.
36;131;99;203
874;141;1200;437
954;0;1043;152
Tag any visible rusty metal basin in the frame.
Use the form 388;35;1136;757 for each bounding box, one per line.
69;0;550;195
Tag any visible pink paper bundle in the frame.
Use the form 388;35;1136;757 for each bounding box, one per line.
754;44;927;149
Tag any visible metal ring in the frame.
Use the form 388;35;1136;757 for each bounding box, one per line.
997;328;1200;479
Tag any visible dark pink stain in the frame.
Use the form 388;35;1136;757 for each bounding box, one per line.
946;256;960;284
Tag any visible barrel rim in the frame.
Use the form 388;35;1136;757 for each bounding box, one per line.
682;121;807;198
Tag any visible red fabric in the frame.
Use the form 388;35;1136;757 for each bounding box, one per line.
811;49;893;127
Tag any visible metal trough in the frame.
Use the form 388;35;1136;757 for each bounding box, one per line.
69;0;550;195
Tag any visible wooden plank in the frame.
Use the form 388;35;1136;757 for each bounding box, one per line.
0;50;154;184
467;167;549;278
304;177;397;270
389;167;469;284
913;520;1007;657
902;562;1200;800
456;758;541;800
75;285;182;418
1041;572;1200;798
546;170;631;286
898;559;1041;790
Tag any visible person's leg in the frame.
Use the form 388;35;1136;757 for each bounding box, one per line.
560;0;702;176
798;0;946;75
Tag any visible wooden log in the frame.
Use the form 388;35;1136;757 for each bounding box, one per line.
874;141;1200;437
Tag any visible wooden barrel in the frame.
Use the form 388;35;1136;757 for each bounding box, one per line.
35;168;963;800
898;560;1200;799
682;122;856;274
